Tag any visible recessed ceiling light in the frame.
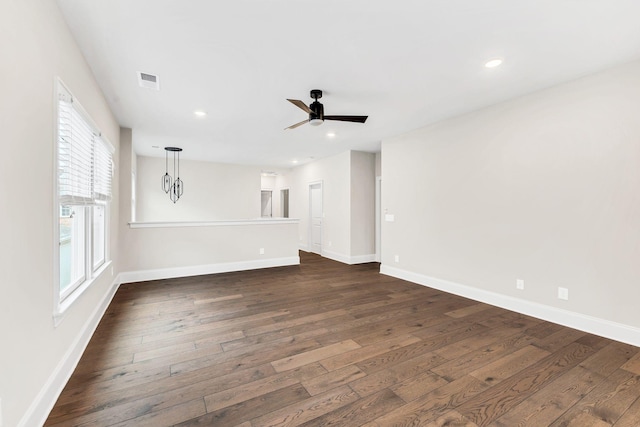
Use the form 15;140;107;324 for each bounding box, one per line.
194;110;207;117
292;159;299;164
326;132;336;138
485;58;503;68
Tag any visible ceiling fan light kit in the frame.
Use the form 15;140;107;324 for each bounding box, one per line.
285;89;368;130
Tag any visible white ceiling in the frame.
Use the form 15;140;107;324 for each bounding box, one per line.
57;0;640;168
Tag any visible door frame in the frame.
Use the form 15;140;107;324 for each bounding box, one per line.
308;180;323;254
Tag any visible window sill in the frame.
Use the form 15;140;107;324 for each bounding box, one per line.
54;260;112;327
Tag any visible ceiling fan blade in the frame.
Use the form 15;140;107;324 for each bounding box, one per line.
324;115;368;123
287;99;312;114
284;119;308;130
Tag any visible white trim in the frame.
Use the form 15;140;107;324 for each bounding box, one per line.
375;176;382;263
22;274;121;427
380;264;640;348
54;261;112;326
298;242;309;252
350;254;378;265
119;256;300;283
129;218;299;228
308;180;323;255
322;249;377;265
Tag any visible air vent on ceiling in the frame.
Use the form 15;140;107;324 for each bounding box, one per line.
137;71;160;90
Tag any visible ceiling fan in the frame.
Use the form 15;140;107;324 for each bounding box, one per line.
285;89;368;130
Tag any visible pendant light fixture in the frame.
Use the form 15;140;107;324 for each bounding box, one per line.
162;147;184;203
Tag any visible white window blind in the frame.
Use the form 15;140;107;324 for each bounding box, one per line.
94;135;113;201
57;87;113;205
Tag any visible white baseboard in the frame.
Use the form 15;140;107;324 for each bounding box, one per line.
322;249;377;265
120;256;300;284
21;275;121;427
380;264;640;348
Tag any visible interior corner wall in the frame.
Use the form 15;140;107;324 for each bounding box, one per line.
381;59;640;331
350;151;376;258
287;151;352;256
136;156;262;222
0;1;121;426
285;150;376;263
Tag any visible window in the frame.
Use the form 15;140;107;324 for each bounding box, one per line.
56;80;113;309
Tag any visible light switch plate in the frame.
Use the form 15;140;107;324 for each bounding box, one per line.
385;214;395;222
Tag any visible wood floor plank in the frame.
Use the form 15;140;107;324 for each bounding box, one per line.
445;303;492;319
457;342;596;426
550;368;640;427
301;365;366;396
319;334;421;372
349;351;446;397
249;385;360;427
611;394;640;426
203;363;326;413
44;252;640;427
431;332;536;381
356;322;489;374
298;388;405;427
389;370;449;402
108;398;207;427
424;410;478;427
176;383;310;427
620;350;640;375
490;364;604;427
363;375;490;427
468;344;551;385
271;339;361;372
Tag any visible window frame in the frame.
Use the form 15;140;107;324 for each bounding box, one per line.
53;78;113;324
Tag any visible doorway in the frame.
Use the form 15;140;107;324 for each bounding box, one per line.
309;182;323;254
261;190;272;217
280;188;289;218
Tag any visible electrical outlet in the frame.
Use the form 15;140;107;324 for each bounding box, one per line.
516;279;525;290
394;255;400;263
558;287;569;300
259;248;264;255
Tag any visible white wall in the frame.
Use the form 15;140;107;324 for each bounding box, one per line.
136;156;261;221
284;150;376;263
119;139;299;277
0;1;120;425
382;59;640;335
350;151;376;258
286;151;352;256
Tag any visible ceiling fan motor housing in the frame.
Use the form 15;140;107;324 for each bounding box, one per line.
309;101;324;121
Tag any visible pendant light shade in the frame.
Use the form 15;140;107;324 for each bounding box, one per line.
162;149;172;193
162;147;183;203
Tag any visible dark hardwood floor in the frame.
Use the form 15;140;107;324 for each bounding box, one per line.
46;252;640;426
